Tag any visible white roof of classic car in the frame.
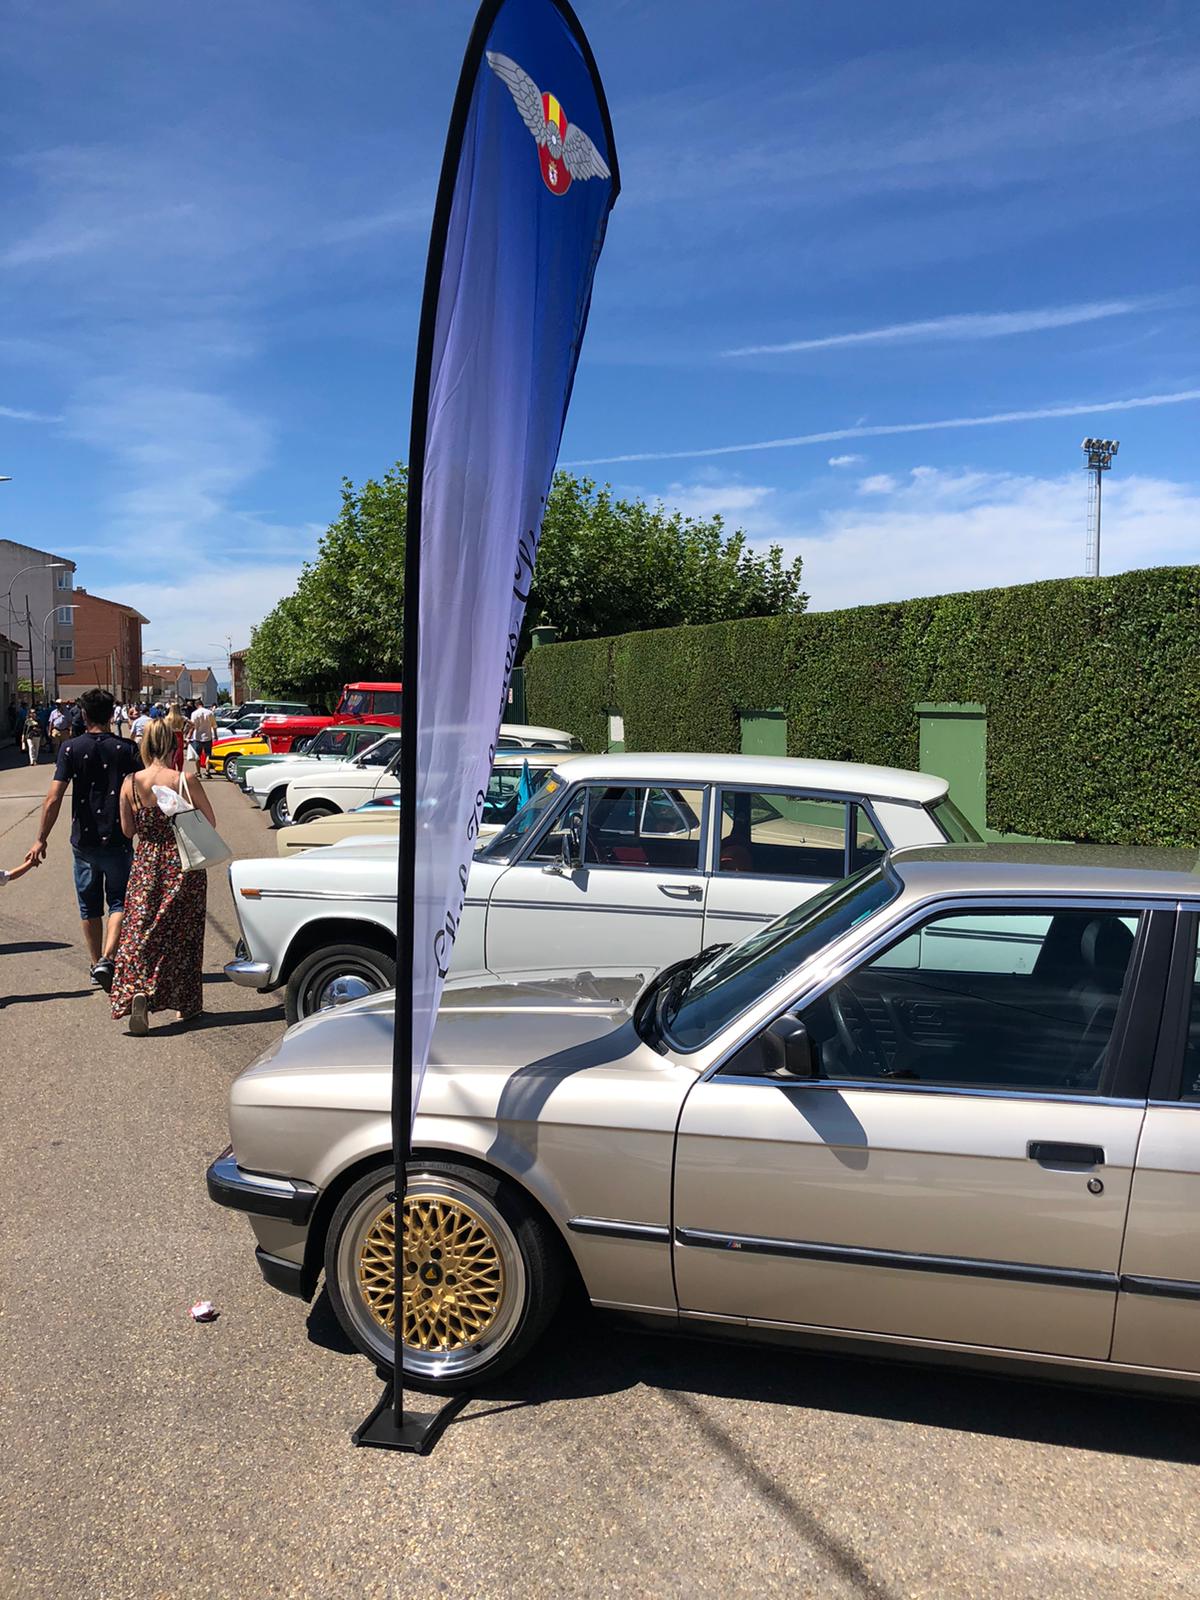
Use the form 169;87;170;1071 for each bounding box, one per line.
530;752;948;804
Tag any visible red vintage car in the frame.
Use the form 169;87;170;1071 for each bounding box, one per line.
259;682;402;753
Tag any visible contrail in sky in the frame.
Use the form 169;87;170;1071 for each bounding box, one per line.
722;297;1159;357
562;389;1200;468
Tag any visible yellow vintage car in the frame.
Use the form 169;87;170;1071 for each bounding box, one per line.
210;720;272;780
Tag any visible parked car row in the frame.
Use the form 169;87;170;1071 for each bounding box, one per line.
209;839;1200;1399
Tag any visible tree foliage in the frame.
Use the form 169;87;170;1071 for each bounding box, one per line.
246;464;806;704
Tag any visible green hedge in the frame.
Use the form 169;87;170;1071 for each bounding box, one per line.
524;565;1200;846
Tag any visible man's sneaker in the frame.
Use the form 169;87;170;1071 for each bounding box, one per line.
91;958;115;993
129;993;150;1037
89;965;104;989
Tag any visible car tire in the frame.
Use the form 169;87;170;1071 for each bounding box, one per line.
324;1161;564;1393
268;789;291;829
224;756;240;783
293;800;339;824
284;941;396;1023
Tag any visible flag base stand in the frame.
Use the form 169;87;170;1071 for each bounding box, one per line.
352;1385;467;1456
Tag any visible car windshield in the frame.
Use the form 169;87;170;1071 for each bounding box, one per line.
930;795;982;844
659;864;901;1052
476;771;566;860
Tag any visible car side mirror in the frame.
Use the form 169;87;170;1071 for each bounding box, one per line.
760;1015;817;1079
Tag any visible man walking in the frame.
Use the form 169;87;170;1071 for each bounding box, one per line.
190;701;217;778
30;687;141;991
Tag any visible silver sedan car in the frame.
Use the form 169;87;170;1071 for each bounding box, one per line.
208;844;1200;1396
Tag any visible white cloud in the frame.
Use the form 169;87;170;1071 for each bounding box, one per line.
784;468;1200;611
722;297;1161;357
0;404;60;423
120;560;308;675
562;388;1200;468
828;454;865;468
660;480;776;520
857;474;897;495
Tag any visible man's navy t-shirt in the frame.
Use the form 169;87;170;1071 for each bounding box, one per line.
54;731;142;850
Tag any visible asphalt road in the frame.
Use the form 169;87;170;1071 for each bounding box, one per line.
1;742;1198;1600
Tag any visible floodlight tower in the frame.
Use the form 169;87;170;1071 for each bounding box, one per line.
1081;437;1119;577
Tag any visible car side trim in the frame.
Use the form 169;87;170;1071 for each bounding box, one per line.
568;1216;671;1243
1119;1274;1200;1303
674;1226;1118;1293
489;899;704;919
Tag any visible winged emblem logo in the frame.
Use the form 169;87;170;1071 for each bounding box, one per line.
486;51;611;196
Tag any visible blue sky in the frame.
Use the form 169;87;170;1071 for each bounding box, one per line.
2;0;1197;675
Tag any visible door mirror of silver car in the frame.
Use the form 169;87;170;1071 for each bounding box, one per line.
761;1015;816;1079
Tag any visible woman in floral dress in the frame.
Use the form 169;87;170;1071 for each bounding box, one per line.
111;718;217;1035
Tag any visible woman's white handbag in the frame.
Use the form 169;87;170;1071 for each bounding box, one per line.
153;772;233;872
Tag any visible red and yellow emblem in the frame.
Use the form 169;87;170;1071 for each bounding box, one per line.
487;51;611;198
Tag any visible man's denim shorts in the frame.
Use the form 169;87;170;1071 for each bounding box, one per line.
72;845;134;920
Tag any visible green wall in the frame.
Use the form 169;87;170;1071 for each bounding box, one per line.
524;565;1200;847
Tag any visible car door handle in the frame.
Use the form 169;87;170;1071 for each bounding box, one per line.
658;883;702;900
1028;1141;1105;1168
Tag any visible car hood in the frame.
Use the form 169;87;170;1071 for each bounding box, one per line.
249;755;348;790
234;967;653;1092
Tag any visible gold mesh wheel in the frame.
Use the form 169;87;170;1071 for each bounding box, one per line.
357;1188;508;1354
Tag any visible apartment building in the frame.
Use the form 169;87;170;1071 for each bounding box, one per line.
0;539;76;697
56;588;148;704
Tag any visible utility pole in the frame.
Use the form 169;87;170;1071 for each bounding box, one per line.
1082;437;1119;577
25;603;35;700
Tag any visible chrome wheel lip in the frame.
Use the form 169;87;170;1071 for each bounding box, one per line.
335;1172;526;1381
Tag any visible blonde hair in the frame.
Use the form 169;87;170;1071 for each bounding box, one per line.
140;718;177;765
165;707;186;733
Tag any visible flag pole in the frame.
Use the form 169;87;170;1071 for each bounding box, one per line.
352;0;507;1459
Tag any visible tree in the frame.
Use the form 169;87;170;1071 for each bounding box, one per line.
245;464;805;702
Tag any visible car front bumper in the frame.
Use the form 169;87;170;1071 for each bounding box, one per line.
224;957;274;989
206;1149;318;1301
206;1148;318;1223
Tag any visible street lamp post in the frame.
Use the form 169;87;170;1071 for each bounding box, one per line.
1081;438;1119;578
43;604;77;703
5;560;70;695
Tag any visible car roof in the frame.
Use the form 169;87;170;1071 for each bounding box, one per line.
540;752;949;803
891;843;1200;899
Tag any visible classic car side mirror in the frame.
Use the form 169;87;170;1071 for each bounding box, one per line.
542;819;584;875
760;1015;817;1079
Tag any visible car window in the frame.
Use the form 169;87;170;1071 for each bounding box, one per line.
802;906;1141;1094
358;735;400;768
850;805;886;872
349;730;381;756
371;691;402;714
581;784;703;870
311;729;350;757
929;796;983;844
718;790;848;880
340;690;368;716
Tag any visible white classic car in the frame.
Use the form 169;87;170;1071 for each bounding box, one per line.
282;725;576;825
226;752;979;1022
246;730;401;829
274;747;573;853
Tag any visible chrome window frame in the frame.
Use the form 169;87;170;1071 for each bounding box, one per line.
692;891;1167;1100
708;786;891;882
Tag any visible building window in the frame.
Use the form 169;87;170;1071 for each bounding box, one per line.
55;571;72;591
56;606;74;625
58;642;74;663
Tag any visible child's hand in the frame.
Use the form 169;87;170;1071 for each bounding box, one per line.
22;849;41;869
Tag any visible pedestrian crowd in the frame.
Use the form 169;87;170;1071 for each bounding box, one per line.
7;688;224;1036
6;694;224;776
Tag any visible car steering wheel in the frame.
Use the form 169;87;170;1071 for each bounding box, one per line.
827;984;890;1078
